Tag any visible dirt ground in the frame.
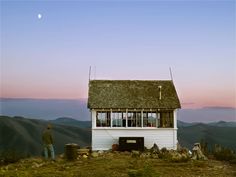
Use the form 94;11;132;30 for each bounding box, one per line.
0;153;236;177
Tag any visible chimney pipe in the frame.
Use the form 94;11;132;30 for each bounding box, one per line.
158;86;162;100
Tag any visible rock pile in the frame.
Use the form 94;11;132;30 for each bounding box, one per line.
128;144;191;162
78;149;90;159
62;143;207;162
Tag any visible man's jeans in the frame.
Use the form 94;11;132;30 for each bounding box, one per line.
44;144;55;160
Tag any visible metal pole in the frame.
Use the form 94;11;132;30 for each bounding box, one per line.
89;66;91;81
169;67;173;81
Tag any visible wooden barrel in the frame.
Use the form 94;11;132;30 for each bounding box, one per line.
65;143;79;160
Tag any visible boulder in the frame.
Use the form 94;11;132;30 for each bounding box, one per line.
161;147;168;154
82;154;88;159
151;154;159;159
78;149;90;156
91;152;99;158
140;152;151;159
131;150;140;158
169;151;182;162
150;143;160;154
98;150;104;154
179;147;191;158
191;143;208;160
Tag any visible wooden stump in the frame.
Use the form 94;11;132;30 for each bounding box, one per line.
65;143;79;160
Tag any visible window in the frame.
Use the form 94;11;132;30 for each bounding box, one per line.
112;112;126;127
143;111;157;127
95;109;174;128
127;111;141;127
96;111;111;127
159;111;173;128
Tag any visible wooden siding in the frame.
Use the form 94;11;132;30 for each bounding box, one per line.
92;129;177;150
91;109;179;150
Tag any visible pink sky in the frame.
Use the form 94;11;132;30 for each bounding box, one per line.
1;1;236;109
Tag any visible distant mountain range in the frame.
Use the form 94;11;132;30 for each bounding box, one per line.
50;117;91;128
0;116;91;156
177;120;236;128
0;98;89;121
1;98;235;122
177;121;236;151
0;116;235;157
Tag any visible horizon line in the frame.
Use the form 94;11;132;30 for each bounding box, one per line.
0;97;87;101
0;97;235;109
1;114;236;123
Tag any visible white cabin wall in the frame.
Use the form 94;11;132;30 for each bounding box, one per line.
92;128;177;151
91;110;96;128
173;109;178;148
174;109;178;129
91;109;179;151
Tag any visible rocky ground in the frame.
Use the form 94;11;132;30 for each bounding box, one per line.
0;150;236;177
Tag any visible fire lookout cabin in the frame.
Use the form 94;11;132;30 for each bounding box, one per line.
87;80;181;151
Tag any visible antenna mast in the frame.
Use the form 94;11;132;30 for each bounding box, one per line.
89;66;92;81
94;66;96;80
169;67;174;82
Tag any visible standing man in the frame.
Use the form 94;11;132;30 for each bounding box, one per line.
42;124;55;160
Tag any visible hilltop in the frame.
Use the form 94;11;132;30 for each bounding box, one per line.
1;116;236;176
0;152;236;177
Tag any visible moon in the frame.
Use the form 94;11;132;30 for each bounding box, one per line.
38;14;42;19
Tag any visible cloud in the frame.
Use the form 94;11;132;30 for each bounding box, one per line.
181;102;195;105
202;106;236;110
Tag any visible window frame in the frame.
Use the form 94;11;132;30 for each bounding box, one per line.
96;111;111;127
94;109;175;128
112;111;126;127
143;111;158;127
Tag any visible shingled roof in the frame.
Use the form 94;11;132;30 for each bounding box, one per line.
88;80;181;109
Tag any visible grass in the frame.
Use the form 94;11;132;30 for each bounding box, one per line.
0;152;236;177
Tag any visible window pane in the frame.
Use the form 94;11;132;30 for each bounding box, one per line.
160;111;173;128
128;112;141;127
112;112;126;127
96;111;110;127
143;112;148;127
143;112;157;127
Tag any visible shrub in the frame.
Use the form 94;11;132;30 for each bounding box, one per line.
229;158;236;164
160;147;167;154
142;163;160;177
0;149;24;164
128;169;143;177
213;147;236;163
200;139;209;155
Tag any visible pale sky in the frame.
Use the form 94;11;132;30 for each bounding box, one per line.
1;0;236;108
